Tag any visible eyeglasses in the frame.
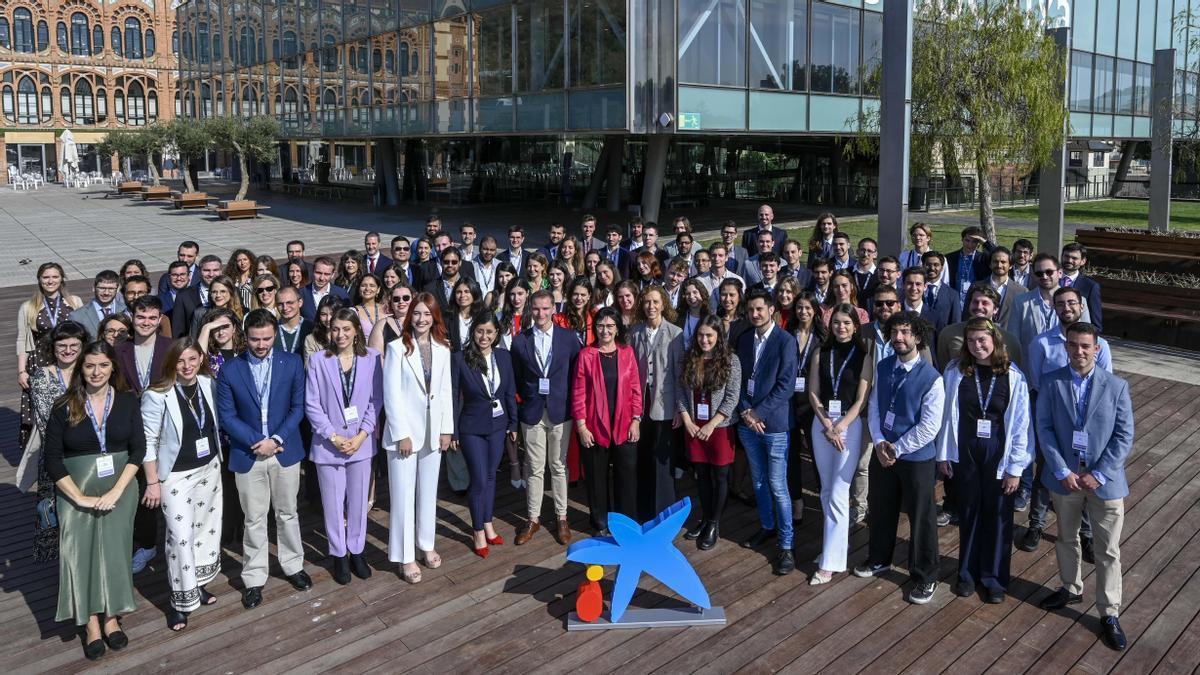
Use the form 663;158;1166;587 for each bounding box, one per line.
103;328;129;338
96;285;119;293
170;272;190;279
256;286;277;294
1033;269;1056;277
54;342;80;352
393;246;411;252
392;295;412;303
874;300;898;308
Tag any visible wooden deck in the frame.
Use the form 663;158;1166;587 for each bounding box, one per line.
3;282;1200;674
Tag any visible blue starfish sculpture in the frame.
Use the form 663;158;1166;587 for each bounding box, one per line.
566;497;711;622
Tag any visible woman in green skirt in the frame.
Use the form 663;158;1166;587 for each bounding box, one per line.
43;340;145;661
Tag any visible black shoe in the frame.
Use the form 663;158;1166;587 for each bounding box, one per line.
907;582;937;604
698;522;719;551
333;556;352;585
166;609;189;631
103;626;128;651
285;570;313;591
684;520;706;540
350;553;372;579
953;580;975;597
83;636;106;661
775;549;795;575
242;586;263;609
1038;587;1083;611
985;589;1006;604
1018;526;1042;552
1081;536;1095;565
742;528;776;549
1101;616;1127;651
852;562;892;578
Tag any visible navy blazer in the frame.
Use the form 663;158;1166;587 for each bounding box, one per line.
451;350;518;436
736;325;798;434
169;285;206;338
1066;274;1103;332
1035;366;1133;500
361;253;393;277
510;325;582;425
599;247;633;280
299;283;350;322
216;349;307;473
156;265;200;297
945;249;991;294
497;249;528;277
740;226;788;255
927;282;960;330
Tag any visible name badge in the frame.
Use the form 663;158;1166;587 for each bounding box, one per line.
343;405;359;422
491;399;505;417
538;378;551;395
828;400;843;419
195;437;211;458
96;454;115;478
696;403;711;421
747;379;756;397
976;420;992;439
794;377;806;393
1072;430;1089;452
883;410;895;430
960;281;972;293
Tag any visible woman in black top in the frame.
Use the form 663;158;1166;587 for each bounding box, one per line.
43;340;145;660
788;292;826;520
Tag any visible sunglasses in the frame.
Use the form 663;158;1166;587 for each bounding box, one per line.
874;300;898;308
392;295;412;303
257;286;277;293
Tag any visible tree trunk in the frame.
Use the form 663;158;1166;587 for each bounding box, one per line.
182;156;195;192
976;158;997;244
148;154;161;186
234;141;249;201
942;143;962;206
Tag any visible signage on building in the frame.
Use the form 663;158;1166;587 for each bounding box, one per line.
678;113;701;131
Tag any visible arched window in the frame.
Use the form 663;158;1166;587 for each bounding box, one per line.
0;18;10;50
40;85;51;121
411;50;418;74
92;24;103;54
71;13;90;56
241;85;256;116
124;18;143;59
126;80;146;125
16;76;37;123
171;30;178;55
373;48;382;74
148;90;157;121
197;22;209;62
399;44;409;76
37;20;49;52
174;90;181;115
114;88;125;122
2;85;13;122
385;49;395;73
111;26;122;57
283;30;297;69
358;46;368;74
95;86;107;123
145;29;155;57
212;31;221;60
322;34;336;71
14;9;35;53
239;26;252;65
57;22;68;52
60;86;72;123
201;82;212;116
74;78;94;124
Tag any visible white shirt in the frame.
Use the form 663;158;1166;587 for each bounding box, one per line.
867;356;945;457
533;325;553;374
312;285;329;306
247;349;276;438
752;323;774;368
475;260;498;295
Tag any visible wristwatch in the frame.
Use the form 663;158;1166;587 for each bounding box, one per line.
632;415;643;422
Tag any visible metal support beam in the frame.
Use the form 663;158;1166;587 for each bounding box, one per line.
1038;27;1070;256
877;0;914;257
582;139;612;210
375;137;400;207
640;136;670;224
606;136;626;212
1150;48;1176;233
1109;140;1138;197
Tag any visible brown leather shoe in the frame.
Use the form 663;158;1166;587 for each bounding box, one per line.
514;520;541;546
556;519;572;545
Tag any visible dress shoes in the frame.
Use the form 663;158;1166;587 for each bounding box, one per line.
684;520;706;540
985;589;1006;604
556;519;572;545
472;544;490;558
350;553;372;579
103;623;128;651
1101;616;1127;651
1038;587;1083;611
285;570;313;591
83;636;106;661
515;520;541;545
697;522;719;551
333;556;352;585
1081;535;1095;565
1018;526;1042;552
953;580;975;597
742;528;776;549
775;549;795;575
242;586;264;609
487;534;505;546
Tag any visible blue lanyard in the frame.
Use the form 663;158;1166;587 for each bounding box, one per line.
55;366;68;392
253;356;273;404
974;370;998;414
1074;373;1092;430
797;332;815;376
176;383;208;432
44;296;63;327
482;353;500;399
828;345;857;397
85;388;114;454
340;358;357;408
887;363;913;412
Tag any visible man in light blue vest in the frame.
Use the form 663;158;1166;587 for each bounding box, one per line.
857;311;945;605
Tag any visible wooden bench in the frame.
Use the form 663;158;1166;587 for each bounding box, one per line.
211;199;271;220
116;181;143;195
1100;277;1200;351
1077;228;1200;275
171;191;212;209
141;185;173;201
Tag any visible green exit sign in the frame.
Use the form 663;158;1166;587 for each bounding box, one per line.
679;113;701;130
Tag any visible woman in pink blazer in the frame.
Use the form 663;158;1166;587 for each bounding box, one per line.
572;306;644;536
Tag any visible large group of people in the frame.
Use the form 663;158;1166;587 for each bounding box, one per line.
15;209;1134;660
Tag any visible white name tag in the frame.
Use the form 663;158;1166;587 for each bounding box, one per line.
747;379;756;397
696;403;711;421
828;400;843;419
96;454;115;478
794;377;806;393
976;420;992;439
538;378;551;395
491;399;505;417
195;437;211;458
883;410;895;430
343;405;359;422
1072;430;1089;452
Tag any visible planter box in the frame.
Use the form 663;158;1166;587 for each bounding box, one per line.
212;199;271;220
117;181;143;195
141;185;173;201
1098;277;1200;351
1077;228;1200;276
172;191;211;209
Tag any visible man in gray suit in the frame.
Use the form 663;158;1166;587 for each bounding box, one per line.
1035;322;1133;652
1007;253;1090;353
579;215;606;256
68;270;126;340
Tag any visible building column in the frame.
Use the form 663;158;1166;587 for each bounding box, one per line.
1108;140;1138;197
640;135;670;224
605;135;625;212
1150;48;1176;233
582;138;612;210
876;0;914;257
1037;27;1071;255
376;137;400;207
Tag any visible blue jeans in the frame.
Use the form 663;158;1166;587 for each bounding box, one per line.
738;426;793;549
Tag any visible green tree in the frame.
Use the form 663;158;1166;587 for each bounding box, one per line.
95;130;143;180
163;118;211;193
205;115;281;201
142;122;172;186
852;0;1067;243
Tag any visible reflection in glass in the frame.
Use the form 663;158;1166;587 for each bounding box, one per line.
748;0;807;91
570;0;626;88
678;0;746;86
810;2;859;94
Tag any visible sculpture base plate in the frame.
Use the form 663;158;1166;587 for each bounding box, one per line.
567;606;726;631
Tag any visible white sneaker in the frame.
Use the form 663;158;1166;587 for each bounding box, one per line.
131;547;156;574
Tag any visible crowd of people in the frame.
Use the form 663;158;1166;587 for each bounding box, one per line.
15;206;1134;660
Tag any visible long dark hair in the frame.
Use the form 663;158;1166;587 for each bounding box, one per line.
808;212;839;253
201;307;246;354
822;302;868;352
681;315;731;393
500;279;534;335
564;277;594;335
353;273;383;306
463;311;502;373
324;307;368;357
791;291;828;344
311;295;346;350
824;269;859;308
452;277;484;318
224;248;257;282
678;278;712;323
55;340;128;426
716;277;744;320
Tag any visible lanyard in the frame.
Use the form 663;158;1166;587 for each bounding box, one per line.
478;263;495;290
887;361;916;412
482;353;500;399
85;387;114;454
363;303;380;324
176;383;208;432
135;353;151;390
797;332;814;376
974;370;998;415
340;357;357;408
279;324;301;352
534;331;553;376
828;345;857;397
253;356;272;405
1074;373;1092;430
55;366;68;392
44;295;63;327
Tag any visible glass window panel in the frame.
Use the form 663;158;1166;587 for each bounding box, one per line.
568;88;625;129
399;0;432;28
1094;0;1117;55
570;0;627;88
1072;0;1095;52
72;13;90;56
678;0;746;86
1070;51;1093;111
0;19;9;50
61;87;72;123
476;7;513;96
93;24;103;55
517;0;565;92
37;20;49;52
749;0;808;91
400;24;431;101
861;10;882;96
1156;0;1172;50
433;17;470;99
57;22;68;52
810;2;860;94
1136;0;1153;62
678;86;746;129
126;18;144;59
434;0;468;19
1115;58;1135;114
15;9;35;53
146;29;156;57
1092;54;1115;112
1135;61;1151;115
516;92;565;130
1116;0;1136;59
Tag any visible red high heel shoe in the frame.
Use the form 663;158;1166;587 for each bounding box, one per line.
472;544;490;559
486;534;504;546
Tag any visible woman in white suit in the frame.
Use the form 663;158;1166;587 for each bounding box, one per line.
383;292;454;584
140;337;223;632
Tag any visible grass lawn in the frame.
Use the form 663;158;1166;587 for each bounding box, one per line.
699;217;1040;252
997;198;1200;230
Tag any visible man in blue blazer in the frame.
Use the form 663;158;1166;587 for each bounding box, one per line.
299;256;350;322
155;240;202;297
511;291;582;546
1060;242;1103;332
1035;322;1133;651
736;289;799;575
216;309;312;609
498;225;530;277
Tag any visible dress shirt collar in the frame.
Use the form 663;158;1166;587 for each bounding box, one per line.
248;349;273;366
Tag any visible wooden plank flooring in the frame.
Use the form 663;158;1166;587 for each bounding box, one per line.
2;282;1199;673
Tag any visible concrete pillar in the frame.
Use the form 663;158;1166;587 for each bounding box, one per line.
376;137;400;206
1038;27;1071;255
640;135;670;224
876;0;914;257
1109;140;1138;197
605;136;625;212
1149;48;1176;233
582;138;612;210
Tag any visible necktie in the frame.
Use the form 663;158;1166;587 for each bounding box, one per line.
924;287;935;305
102;305;111;316
1062;275;1073;288
369;256;376;274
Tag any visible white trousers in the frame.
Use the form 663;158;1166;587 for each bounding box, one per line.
812;417;863;573
387;445;442;564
